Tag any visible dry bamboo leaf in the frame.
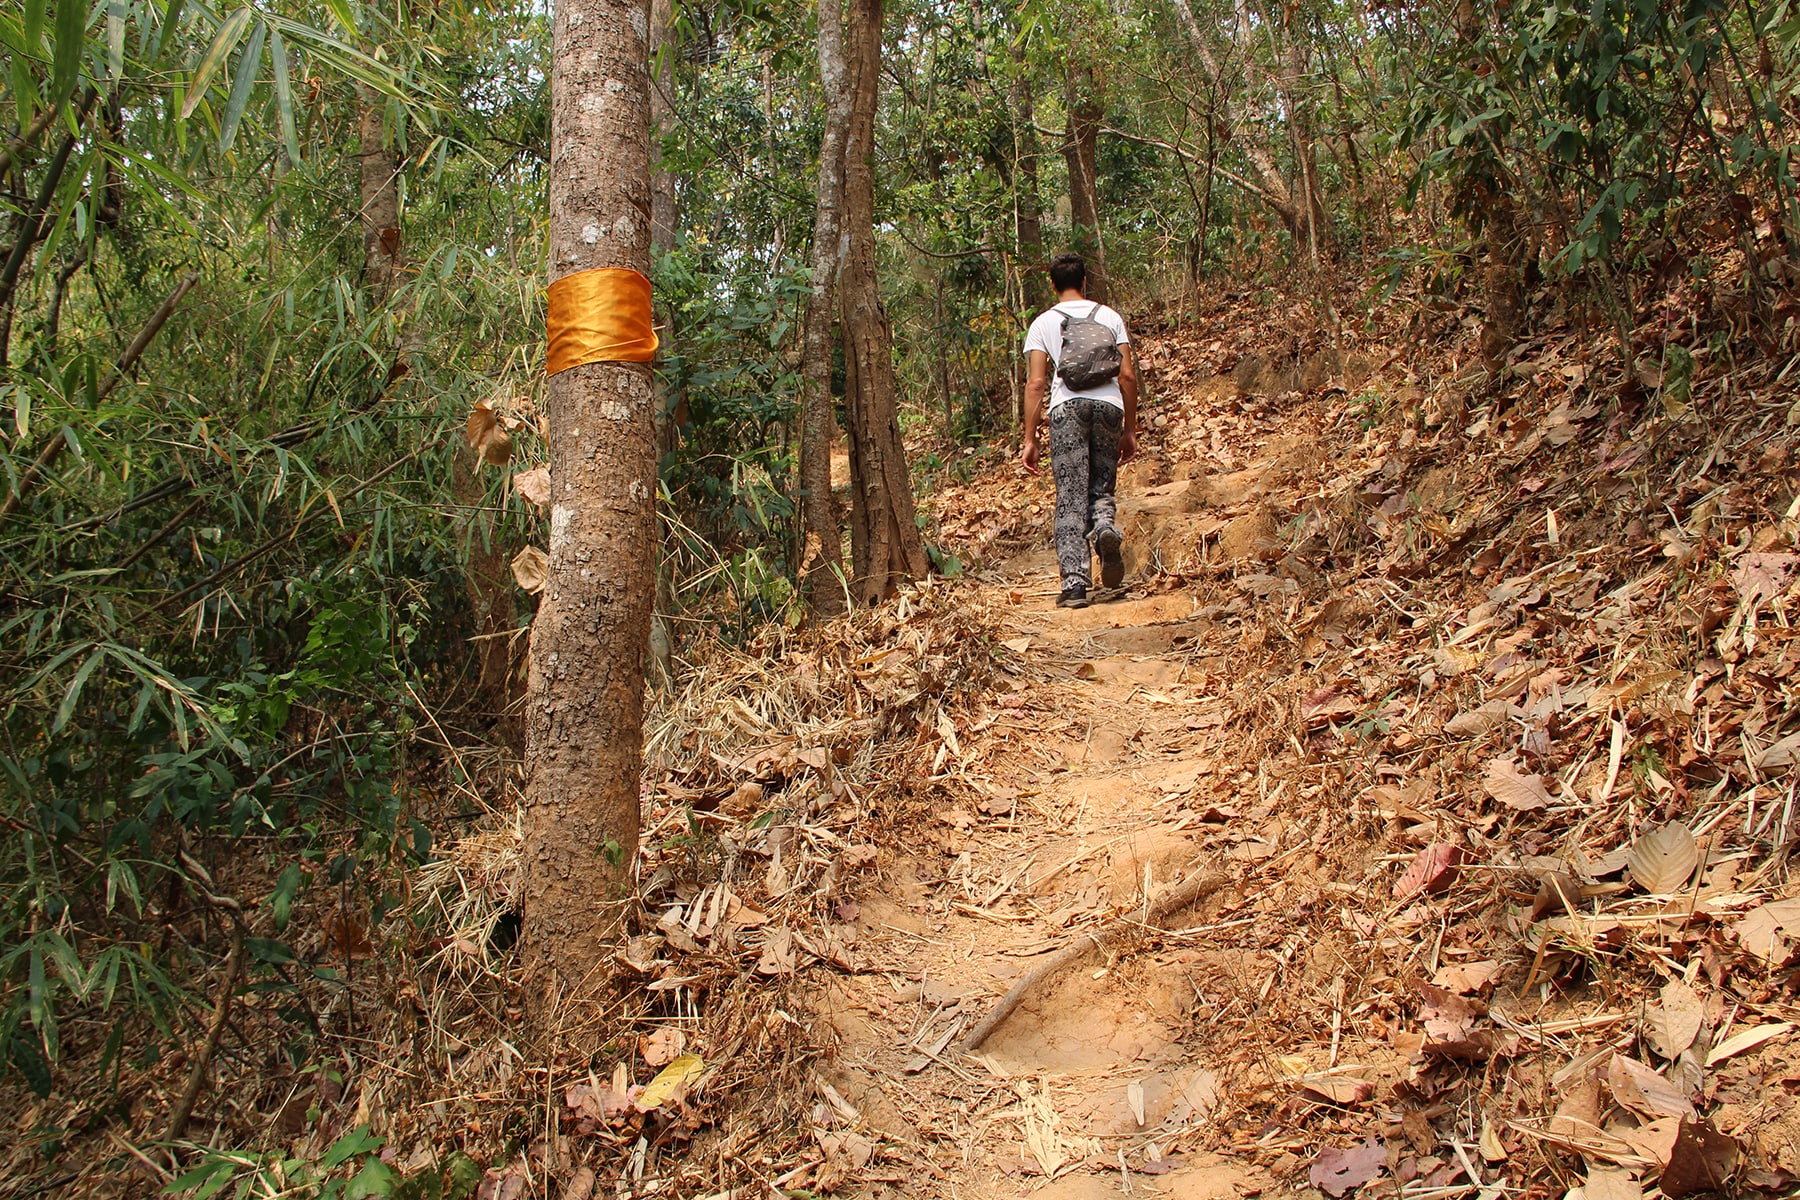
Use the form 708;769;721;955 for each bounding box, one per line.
466;402;514;466
1626;823;1698;895
1483;755;1552;810
510;545;548;593
1704;1022;1793;1066
513;466;550;509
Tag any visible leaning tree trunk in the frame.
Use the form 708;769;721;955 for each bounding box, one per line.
521;0;658;1020
799;0;852;616
839;0;926;606
1062;61;1110;302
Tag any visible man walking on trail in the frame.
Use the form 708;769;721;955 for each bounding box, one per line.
1020;253;1139;609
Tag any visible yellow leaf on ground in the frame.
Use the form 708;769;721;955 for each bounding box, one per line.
636;1052;704;1110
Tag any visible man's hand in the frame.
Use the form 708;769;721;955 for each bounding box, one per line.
1118;428;1138;465
1021;433;1041;475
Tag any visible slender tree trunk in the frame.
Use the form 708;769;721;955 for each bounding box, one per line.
1062;62;1110;302
521;0;657;1018
359;85;516;710
1010;43;1047;308
799;0;852;616
839;0;925;606
357;86;403;298
1170;0;1303;240
648;0;679;255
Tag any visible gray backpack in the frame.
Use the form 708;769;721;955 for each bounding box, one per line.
1057;303;1123;391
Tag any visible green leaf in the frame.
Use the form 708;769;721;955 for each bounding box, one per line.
270;862;302;930
319;1126;383;1170
105;0;122;78
321;0;357;38
244;937;295;964
217;19;265;151
345;1161;397;1199
53;647;104;733
269;27;299;163
182;6;253;119
8;1029;52;1098
24;0;45;51
150;0;186;62
50;0;88;105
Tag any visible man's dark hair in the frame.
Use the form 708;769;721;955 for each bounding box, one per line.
1048;253;1087;293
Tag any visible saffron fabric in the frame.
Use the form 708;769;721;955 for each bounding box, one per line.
545;267;658;376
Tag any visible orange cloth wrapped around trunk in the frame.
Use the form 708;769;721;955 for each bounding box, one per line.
545;267;659;376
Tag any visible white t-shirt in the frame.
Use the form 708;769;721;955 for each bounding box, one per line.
1023;300;1130;410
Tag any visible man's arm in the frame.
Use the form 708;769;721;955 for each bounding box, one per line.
1117;344;1139;464
1021;349;1050;474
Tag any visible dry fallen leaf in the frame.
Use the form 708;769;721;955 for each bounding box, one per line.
1644;979;1705;1060
466;401;514;466
510;545;548;593
1300;1076;1374;1106
634;1051;704;1111
1626;822;1698;895
513;466;550;509
1309;1138;1386;1197
1444;700;1511;738
756;926;797;976
1658;1118;1739;1197
1704;1022;1793;1066
640;1027;686;1068
1483;755;1552;810
1732;897;1800;964
1607;1053;1695;1120
1432;960;1501;995
1583;1168;1644;1200
1395;842;1463;900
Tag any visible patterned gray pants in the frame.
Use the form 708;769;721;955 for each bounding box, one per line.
1049;397;1122;588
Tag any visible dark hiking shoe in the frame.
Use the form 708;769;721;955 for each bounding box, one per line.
1095;527;1125;590
1056;584;1090;609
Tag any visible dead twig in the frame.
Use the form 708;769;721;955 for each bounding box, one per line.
959;869;1230;1052
164;920;246;1143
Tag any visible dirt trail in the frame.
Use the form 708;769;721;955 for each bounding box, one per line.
815;452;1301;1198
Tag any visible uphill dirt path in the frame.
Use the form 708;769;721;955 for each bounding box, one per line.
812;416;1358;1200
790;315;1800;1200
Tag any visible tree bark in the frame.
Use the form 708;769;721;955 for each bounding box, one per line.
839;0;925;606
521;0;658;1018
1062;61;1110;302
799;0;852;616
356;86;403;298
1010;43;1047;308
